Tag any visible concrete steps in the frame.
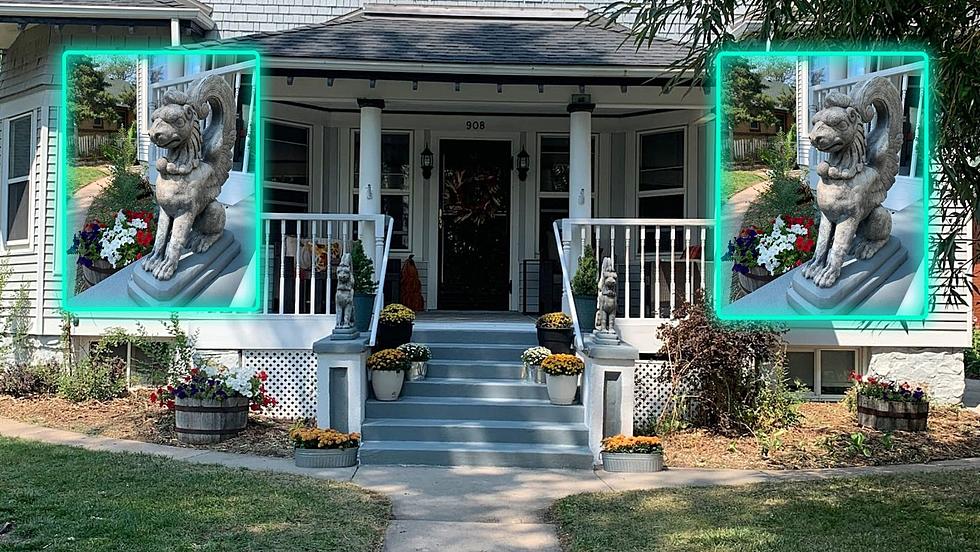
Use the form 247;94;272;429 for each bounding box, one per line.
360;322;593;469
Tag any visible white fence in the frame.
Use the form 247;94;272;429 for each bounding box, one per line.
72;134;112;158
728;136;774;162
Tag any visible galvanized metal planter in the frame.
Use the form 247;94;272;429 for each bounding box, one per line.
601;451;665;473
856;395;929;432
408;361;427;381
546;374;578;405
522;363;547;384
294;447;359;469
174;396;249;444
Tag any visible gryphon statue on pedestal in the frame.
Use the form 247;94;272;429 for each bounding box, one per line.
143;75;236;281
802;76;904;288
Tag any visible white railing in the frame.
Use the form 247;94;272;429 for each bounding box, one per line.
259;213;394;346
554;218;715;344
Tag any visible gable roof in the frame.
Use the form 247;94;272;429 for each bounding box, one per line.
0;1;213;29
197;8;687;71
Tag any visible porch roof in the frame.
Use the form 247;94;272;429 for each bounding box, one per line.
0;0;214;30
195;9;688;73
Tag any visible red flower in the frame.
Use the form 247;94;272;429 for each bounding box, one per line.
149;392;158;403
250;403;261;412
258;370;268;382
165;399;175;410
795;236;815;253
136;230;153;247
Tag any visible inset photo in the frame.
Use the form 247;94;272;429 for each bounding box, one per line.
61;50;261;313
714;51;929;321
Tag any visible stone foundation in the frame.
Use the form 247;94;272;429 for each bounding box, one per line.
867;347;965;404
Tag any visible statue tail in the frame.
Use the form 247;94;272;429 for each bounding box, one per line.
852;76;904;190
189;74;237;193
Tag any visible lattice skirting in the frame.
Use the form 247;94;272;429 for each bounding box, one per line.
634;360;670;431
243;350;317;419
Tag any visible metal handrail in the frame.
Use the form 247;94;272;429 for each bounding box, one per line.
369;216;395;347
552;219;584;352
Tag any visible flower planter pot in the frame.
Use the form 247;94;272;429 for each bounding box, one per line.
353;293;375;332
736;266;776;295
537;327;574;354
81;258;120;287
601;451;665;473
408;361;427;381
573;294;597;332
294;447;359;468
371;369;405;401
174;396;249;444
546;374;579;405
856;395;929;432
377;322;413;349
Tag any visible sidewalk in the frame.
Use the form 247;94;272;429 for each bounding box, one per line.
3;417;979;552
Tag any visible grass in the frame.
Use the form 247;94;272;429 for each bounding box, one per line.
722;170;766;200
0;437;390;551
553;470;980;552
68;166;107;194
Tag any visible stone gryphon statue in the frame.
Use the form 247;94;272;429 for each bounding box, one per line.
802;76;903;288
143;75;236;281
594;257;618;333
335;252;355;330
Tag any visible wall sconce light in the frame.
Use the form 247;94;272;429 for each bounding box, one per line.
366;184;374;200
421;144;434;180
516;146;530;182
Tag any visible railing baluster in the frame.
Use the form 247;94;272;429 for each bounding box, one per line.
278;220;285;315
639;226;646;319
310;220;317;315
610;227;616;266
326;221;333;315
295;221;302;314
669;226;676;313
700;226;706;292
624;227;631;319
684;226;691;304
262;218;270;314
595;226;601;261
654;225;660;318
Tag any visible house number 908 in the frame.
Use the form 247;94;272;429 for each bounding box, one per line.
465;120;486;130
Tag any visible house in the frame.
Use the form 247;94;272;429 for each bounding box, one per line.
0;1;970;468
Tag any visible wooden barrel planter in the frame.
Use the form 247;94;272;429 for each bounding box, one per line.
856;395;929;432
174;397;249;444
81;259;120;287
736;266;776;295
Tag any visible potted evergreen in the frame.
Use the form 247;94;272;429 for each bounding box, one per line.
601;434;665;472
540;353;583;405
376;303;415;349
351;240;377;332
571;245;599;332
368;348;410;401
398;342;431;381
289;426;360;468
536;312;574;354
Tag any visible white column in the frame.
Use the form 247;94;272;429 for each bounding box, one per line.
357;99;384;267
166;19;183;81
568;99;595;275
170;18;181;46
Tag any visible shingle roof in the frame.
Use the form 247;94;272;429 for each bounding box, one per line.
2;0;206;10
206;13;687;68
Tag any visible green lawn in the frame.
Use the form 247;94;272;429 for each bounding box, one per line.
68;166;107;194
722;170;765;200
553;470;980;552
0;437;390;551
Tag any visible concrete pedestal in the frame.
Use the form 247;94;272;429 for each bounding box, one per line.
128;230;241;306
313;336;370;433
582;335;639;464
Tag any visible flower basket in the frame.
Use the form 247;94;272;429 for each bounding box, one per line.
536;313;574;353
736;265;776;294
601;451;665;473
541;354;584;405
521;347;550;384
368;348;410;401
174;396;249;444
856;395;929;432
294;447;359;468
81;258;121;287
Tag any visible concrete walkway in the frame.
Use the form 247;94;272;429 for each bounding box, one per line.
2;417;979;552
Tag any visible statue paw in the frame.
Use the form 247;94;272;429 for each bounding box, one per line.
152;256;178;281
802;259;823;279
813;264;840;288
142;252;160;271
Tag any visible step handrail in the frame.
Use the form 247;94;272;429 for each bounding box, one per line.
369;216;396;347
552;219;584;352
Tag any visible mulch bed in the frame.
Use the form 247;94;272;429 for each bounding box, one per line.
663;402;980;470
0;390;295;458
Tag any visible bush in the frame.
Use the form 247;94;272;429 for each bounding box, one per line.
540;353;585;376
571;245;598;296
350;240;377;295
0;362;60;397
743;126;817;229
379;303;415;325
57;356;126;402
536;312;572;329
367;349;410;372
656;292;797;435
964;329;980;379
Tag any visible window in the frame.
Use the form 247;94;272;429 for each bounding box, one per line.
787;349;858;397
352;131;411;250
637;128;685;220
749;120;761;132
232;72;255;173
263;120;310;213
537;134;597;259
93;118;104;129
3;113;32;244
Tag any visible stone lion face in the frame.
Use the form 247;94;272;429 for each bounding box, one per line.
810;105;860;153
149;102;197;150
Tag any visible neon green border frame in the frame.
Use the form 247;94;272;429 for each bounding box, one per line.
712;50;931;322
59;48;263;316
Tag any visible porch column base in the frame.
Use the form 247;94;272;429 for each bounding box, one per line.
582;335;639;465
313;337;370;433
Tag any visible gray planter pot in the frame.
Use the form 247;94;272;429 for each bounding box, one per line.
573;294;597;332
546;373;579;405
294;447;359;468
354;292;375;332
601;451;665;473
371;369;405;401
174;396;249;445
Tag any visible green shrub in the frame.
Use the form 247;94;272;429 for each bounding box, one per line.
57;356;126;402
0;362;60;397
965;329;980;379
571;245;598;296
351;240;377;295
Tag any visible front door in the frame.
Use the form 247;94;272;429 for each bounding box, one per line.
438;140;511;310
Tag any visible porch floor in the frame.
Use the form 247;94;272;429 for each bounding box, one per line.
415;310;535;329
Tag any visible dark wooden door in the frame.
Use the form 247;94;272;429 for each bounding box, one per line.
438;140;511;310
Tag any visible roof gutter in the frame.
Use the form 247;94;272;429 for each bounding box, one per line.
0;3;214;31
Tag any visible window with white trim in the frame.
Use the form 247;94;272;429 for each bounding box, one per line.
637;128;685;220
537;134;597;260
787;349;858;397
352;130;412;251
263;120;310;213
3;112;33;244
